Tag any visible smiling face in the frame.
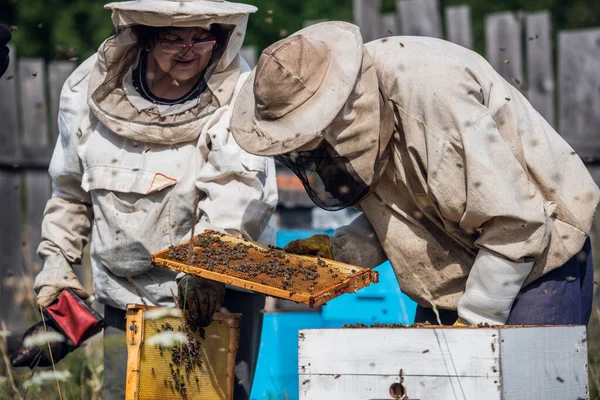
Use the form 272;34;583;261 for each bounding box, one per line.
149;27;216;83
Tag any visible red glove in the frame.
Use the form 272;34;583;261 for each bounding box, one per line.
11;289;105;369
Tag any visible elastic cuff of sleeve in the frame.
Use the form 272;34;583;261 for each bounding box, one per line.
457;296;512;325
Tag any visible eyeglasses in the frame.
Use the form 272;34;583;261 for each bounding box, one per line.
157;39;217;55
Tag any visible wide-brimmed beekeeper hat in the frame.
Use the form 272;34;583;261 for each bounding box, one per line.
231;21;366;156
231;21;394;210
104;0;257;27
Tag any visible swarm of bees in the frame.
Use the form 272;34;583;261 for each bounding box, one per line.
153;321;206;398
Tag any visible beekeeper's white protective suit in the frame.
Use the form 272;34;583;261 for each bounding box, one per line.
33;1;276;398
231;22;600;327
35;0;276;313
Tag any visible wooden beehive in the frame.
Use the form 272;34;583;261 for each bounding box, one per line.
298;326;588;400
125;305;240;400
152;230;379;307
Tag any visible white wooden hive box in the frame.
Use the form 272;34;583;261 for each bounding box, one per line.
298;326;588;400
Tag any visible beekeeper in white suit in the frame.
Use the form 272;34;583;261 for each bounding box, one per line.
32;0;276;398
231;22;599;328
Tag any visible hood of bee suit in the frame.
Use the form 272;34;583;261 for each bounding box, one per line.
87;0;257;144
231;21;395;210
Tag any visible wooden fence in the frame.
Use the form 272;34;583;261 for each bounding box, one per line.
0;53;76;331
1;0;600;332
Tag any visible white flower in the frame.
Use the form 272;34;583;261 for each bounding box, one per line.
144;308;182;320
147;331;188;347
23;370;71;389
23;331;65;348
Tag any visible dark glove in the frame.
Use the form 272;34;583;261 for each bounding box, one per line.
284;234;334;259
177;275;226;330
0;25;11;78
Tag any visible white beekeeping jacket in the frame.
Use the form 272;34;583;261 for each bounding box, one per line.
37;51;277;310
339;36;599;309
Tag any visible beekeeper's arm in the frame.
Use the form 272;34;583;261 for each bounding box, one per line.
34;56;97;307
419;70;549;326
454;115;541;325
177;105;277;327
177;70;278;327
181;69;277;243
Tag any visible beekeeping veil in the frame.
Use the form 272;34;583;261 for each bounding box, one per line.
88;0;257;144
230;21;394;210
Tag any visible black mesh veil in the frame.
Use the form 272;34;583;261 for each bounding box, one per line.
94;23;234;104
276;143;370;211
274;65;396;212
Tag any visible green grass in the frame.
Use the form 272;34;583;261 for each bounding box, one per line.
0;334;103;400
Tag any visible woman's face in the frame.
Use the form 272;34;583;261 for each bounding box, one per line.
149;27;216;82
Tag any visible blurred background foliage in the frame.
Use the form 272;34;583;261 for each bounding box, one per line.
1;0;599;62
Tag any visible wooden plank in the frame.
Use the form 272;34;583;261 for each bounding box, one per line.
380;12;398;38
0;45;18;157
125;305;144;400
396;0;443;38
0;145;52;169
18;58;51;272
485;12;524;90
48;61;75;142
0;173;23;326
500;326;587;400
299;375;500;400
526;11;555;126
353;0;381;42
239;46;258;69
18;59;48;149
24;173;51;268
445;5;473;49
0;45;25;332
225;316;241;399
558;28;600;159
298;328;498;376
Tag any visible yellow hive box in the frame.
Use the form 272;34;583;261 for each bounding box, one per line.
125;304;240;400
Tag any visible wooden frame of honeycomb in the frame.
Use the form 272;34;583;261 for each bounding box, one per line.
151;230;379;307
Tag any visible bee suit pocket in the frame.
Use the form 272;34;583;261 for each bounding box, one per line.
84;165;177;277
